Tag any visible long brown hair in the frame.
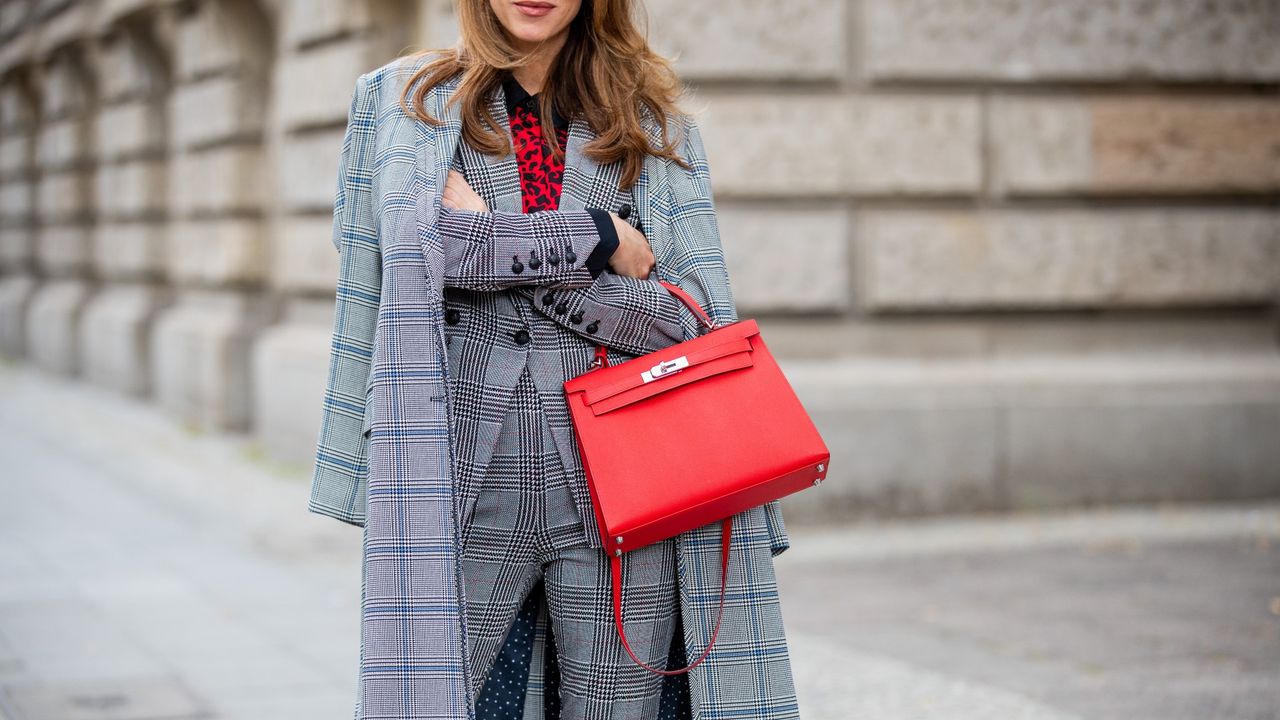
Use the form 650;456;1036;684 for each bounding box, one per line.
398;0;693;190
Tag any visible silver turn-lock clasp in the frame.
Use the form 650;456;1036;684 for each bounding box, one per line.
641;355;689;383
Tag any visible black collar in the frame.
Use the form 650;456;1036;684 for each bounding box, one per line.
501;71;570;131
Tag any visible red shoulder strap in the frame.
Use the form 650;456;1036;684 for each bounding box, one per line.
609;517;732;675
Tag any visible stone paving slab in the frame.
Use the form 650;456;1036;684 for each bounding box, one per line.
1;676;209;720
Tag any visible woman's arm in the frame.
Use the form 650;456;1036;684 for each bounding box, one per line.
438;205;619;292
515;271;687;356
514;116;736;357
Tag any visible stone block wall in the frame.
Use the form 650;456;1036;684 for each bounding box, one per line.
1;0;1277;521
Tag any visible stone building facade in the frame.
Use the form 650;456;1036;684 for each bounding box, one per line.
1;0;1277;522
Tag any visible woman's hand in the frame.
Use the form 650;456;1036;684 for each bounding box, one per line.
607;213;657;279
442;169;489;212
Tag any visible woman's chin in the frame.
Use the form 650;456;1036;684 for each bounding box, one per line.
510;28;558;46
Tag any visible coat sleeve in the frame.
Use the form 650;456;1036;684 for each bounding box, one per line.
438;206;619;292
513;116;730;357
308;72;380;528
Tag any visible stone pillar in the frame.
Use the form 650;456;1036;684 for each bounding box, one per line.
252;0;417;463
0;69;39;358
79;7;173;395
27;33;96;375
150;0;274;431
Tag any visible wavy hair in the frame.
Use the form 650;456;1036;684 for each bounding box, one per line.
398;0;693;190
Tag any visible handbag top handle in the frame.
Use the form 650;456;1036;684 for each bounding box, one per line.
655;280;718;335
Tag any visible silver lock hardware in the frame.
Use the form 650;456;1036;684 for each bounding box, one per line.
641;355;689;383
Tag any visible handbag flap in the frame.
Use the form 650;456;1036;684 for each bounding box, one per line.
582;335;755;415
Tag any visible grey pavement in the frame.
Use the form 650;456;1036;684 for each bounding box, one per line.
1;360;1277;720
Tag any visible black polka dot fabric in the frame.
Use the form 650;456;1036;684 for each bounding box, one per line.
474;578;692;720
475;579;539;720
657;602;693;720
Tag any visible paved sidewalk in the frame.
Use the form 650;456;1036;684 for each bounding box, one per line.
781;511;1280;720
1;360;1277;720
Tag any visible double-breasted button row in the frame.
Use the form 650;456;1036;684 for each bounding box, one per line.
512;243;577;274
443;305;580;346
539;290;601;334
449;311;529;345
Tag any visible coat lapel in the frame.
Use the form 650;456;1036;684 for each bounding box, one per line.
450;77;627;216
559;116;626;213
416;71;465;271
367;66;476;720
454;83;524;213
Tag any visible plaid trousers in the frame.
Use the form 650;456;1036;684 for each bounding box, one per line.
460;360;684;720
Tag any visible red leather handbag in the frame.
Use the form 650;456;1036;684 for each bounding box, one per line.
562;280;831;675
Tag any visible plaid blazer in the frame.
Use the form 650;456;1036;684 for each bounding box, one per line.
309;52;798;720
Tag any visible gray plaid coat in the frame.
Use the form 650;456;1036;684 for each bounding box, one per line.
309;51;798;720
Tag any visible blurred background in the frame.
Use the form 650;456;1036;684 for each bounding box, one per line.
0;1;1277;719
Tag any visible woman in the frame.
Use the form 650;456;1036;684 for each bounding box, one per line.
309;1;796;718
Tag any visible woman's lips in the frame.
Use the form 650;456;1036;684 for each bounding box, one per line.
514;1;553;17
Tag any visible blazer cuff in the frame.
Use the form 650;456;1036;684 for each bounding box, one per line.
584;208;620;279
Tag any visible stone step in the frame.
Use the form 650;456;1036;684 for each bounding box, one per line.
777;353;1280;521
